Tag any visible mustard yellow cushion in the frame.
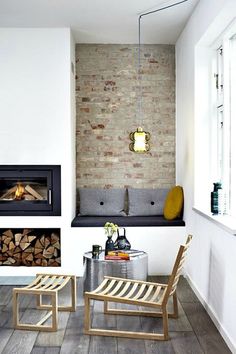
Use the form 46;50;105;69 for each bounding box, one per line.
163;186;184;220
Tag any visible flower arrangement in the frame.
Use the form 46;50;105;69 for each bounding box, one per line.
104;222;118;238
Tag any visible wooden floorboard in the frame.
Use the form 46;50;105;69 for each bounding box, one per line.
145;339;175;354
31;347;61;354
181;302;231;354
117;304;146;354
89;336;117;354
177;277;201;303
0;306;13;328
118;337;145;354
0;329;14;353
2;329;38;354
0;286;12;306
170;331;204;354
92;300;117;329
60;307;90;354
0;276;231;354
35;312;70;347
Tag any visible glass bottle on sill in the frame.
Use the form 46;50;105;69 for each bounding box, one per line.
218;188;227;215
211;182;222;215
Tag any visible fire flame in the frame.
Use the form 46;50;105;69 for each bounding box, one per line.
15;183;25;200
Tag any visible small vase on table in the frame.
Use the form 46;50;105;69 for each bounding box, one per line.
104;222;118;255
105;236;114;255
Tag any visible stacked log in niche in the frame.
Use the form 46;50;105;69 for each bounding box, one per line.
0;228;61;266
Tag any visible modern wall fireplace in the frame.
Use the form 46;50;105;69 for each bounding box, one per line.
0;165;61;216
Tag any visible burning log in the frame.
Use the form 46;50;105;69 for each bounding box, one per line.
0;186;17;200
15;183;25;200
0;184;44;201
25;185;43;200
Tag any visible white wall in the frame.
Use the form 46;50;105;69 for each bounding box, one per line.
176;0;236;351
0;28;69;163
0;28;76;276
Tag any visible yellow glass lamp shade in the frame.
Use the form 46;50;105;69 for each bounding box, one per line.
129;127;150;153
164;185;184;220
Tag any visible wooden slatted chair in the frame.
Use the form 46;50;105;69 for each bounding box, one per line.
13;273;76;331
84;235;192;340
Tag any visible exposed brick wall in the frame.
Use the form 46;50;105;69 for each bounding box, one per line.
76;44;175;199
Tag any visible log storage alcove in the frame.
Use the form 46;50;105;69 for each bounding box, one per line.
0;228;61;266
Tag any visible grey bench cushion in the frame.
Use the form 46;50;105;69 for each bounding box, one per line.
71;216;185;227
128;188;169;216
79;188;126;216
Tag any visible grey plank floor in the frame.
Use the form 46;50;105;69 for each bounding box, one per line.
0;276;231;354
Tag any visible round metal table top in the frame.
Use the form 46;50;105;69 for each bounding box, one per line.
83;250;148;292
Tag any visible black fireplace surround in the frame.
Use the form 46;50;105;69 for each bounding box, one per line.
0;165;61;216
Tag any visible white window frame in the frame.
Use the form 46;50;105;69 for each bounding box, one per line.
212;21;236;216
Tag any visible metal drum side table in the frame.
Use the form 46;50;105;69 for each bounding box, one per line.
83;250;148;292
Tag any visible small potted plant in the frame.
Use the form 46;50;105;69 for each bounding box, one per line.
104;222;118;238
104;222;118;255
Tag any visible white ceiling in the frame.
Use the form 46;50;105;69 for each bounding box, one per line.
0;0;199;44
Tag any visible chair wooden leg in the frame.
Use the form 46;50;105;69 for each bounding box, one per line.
172;291;178;318
162;307;169;340
51;292;58;331
36;294;42;309
12;290;19;328
104;300;108;313
84;295;91;333
71;276;77;311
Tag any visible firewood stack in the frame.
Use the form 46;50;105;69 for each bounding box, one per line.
0;229;61;266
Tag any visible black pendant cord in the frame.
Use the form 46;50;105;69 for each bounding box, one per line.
138;0;189;126
139;0;188;20
138;0;189;63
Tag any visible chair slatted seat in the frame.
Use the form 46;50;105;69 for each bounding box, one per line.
84;235;192;341
13;273;76;332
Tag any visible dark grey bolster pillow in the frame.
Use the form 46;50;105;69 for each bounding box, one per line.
79;188;126;216
128;188;169;216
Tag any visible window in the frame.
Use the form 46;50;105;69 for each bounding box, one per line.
215;46;224;183
212;22;236;216
229;34;236;216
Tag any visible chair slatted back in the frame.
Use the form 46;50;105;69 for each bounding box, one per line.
163;235;192;304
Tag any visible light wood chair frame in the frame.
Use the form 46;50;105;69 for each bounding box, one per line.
13;273;76;332
84;235;192;341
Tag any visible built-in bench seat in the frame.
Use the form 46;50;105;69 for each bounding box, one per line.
71;215;185;227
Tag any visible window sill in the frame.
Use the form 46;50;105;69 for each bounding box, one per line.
193;207;236;235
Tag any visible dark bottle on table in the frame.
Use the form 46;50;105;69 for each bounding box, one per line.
105;236;114;255
211;182;222;215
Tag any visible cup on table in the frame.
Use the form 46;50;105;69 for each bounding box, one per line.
92;244;102;258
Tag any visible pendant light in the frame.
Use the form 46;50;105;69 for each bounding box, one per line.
129;127;150;153
129;0;188;153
